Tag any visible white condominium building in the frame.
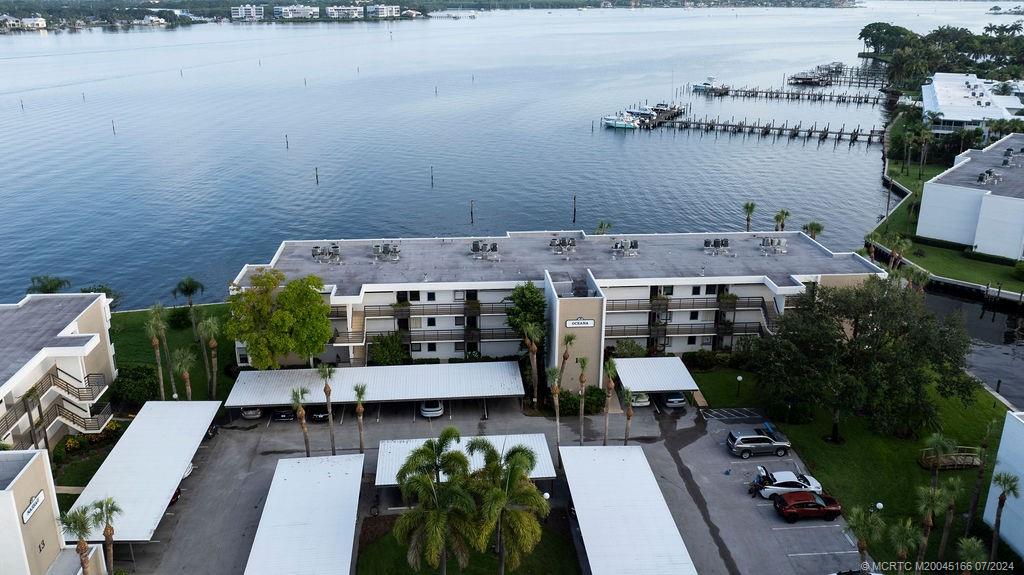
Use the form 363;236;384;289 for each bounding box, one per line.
327;5;365;18
231;4;266;20
916;133;1024;261
233;230;885;386
17;17;46;29
274;4;321;18
0;294;117;451
922;73;1023;135
366;4;401;17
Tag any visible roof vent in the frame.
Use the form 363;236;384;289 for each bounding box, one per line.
312;244;341;264
373;242;400;262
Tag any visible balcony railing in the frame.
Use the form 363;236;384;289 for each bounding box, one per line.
604;322;764;338
331;330;365;344
329;305;348;319
363;301;513;318
365;327;520;344
606;296;769;312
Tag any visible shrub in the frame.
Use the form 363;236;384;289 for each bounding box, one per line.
63;435;85;454
681;349;730;371
557;385;606;416
1015;261;1024;281
0;441;10;451
51;441;66;465
412;357;441;364
168;306;192;330
613;339;646;358
111;364;160;407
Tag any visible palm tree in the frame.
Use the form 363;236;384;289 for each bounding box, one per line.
316;364;337;455
801;221;823;239
742;202;756;232
917;121;937;179
622;387;634;446
888;235;913;270
557;334;576;387
149;304;177;399
594;220;613;235
291;386;310;457
546;367;562;462
354;383;367;454
602;359;617;446
466;438;550;575
144;315;167;401
171;275;205;343
902;266;930;293
773;209;790;231
844;507;885;568
197;315;220;400
865;232;880;262
924;432;955;490
916;485;946;570
27;275;70;294
171;348;195;400
394;427;475;575
576;357;588;446
964;420;997;536
990;471;1020;562
958;536;986;575
61;507;97;575
521;322;543;409
22;387;49;452
92;497;122;575
889;517;922;575
936;476;963;562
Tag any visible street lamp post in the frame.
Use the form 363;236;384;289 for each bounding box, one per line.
735;375;743;397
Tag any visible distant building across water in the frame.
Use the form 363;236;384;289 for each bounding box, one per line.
922;72;1024;136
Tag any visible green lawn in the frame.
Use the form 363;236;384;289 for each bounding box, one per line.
693;369;759;408
357;528;580;575
110;303;237;402
54;450;111;487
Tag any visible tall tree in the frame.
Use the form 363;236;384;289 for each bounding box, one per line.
171;348;195;400
291;386;311;457
889;517;922;575
602;359;617;446
801;221;824;239
318;364;337;456
27;275;70;294
557;334;576;387
80;284;122;310
504;282;546;335
198;315;220;401
844;507;886;569
622;387;634;446
61;507;97;575
958;536;987;575
370;332;409;366
773;209;791;231
924;432;955;490
521;322;543;409
916;485;946;572
276;275;332;360
936;476;963;562
144;315;167;401
743;202;756;232
989;471;1020;562
546;367;562;463
964;420;997;536
576;357;588;446
149;304;177;399
171;276;206;346
354;383;367;454
466;439;550;575
92;497;122;575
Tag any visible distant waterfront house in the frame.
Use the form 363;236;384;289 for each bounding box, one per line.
18;16;46;29
231;4;265;20
326;5;364;18
916;133;1024;261
135;15;167;25
922;73;1021;136
366;4;401;18
401;8;422;17
273;4;320;18
0;14;17;28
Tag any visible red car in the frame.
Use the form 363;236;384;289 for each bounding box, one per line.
773;491;841;523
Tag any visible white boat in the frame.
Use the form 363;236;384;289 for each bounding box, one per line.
693;76;729;96
602;113;640;129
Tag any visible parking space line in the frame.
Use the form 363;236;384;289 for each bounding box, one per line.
786;551;859;557
843;532;856;547
772;525;841;531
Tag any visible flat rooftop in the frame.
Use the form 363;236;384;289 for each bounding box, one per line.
933;133;1024;198
0;294;99;389
0;451;36;490
238;231;880;297
613;357;699;393
922;72;1015;122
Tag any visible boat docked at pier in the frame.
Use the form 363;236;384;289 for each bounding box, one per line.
602;112;640;129
693;76;730;96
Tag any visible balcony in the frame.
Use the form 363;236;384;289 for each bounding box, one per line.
365;327;520;344
331;330;365;344
362;301;513;318
0;369;109;439
604;322;763;338
605;296;769;312
329;305;348;319
5;398;113;447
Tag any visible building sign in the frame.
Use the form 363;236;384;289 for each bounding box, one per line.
565;317;595;328
22;490;44;524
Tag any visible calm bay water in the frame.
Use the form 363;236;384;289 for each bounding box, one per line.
0;2;1002;308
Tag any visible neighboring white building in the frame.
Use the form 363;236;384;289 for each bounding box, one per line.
0;294;117;451
230;4;265;20
922;73;1020;135
135;15;167;25
366;4;401;18
983;411;1024;559
273;4;320;18
916;133;1024;261
19;17;46;29
326;5;364;18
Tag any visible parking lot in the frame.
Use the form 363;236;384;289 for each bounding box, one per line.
117;396;863;575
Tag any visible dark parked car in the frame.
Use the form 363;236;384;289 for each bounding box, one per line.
773;491;841;523
309;406;331;423
271;408;296;421
726;427;791;459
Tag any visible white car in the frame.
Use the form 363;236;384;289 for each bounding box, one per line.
419;400;444;418
630;392;651;407
663;392;687;408
752;465;822;499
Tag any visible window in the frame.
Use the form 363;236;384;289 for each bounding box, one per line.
687;336;697;345
455;316;465;326
455;342;465;351
706;285;718;295
691;286;701;296
454;291;465;301
689;311;699;321
397;291;409;303
409;291;421;302
427;292;436;302
238;353;249;365
467;342;478;353
427;317;436;327
663;286;674;296
427;343;437;352
701;336;713;346
410;317;422;329
466;290;478;301
410;343;422;352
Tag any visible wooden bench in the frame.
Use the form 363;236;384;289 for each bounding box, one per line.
691;391;709;408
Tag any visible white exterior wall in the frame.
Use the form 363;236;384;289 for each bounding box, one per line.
983;412;1024;558
326;5;363;17
231;5;264;19
916;182;987;246
974;194;1024;260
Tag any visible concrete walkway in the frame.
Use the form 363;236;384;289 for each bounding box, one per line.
55;486;85;494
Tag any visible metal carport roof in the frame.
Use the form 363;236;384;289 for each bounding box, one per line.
225;361;524;408
66;401;220;543
244;455;364;575
612;357;699;393
560;446;697;575
375;433;556;487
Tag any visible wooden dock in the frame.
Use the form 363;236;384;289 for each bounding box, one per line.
723;87;885;106
656;115;885;143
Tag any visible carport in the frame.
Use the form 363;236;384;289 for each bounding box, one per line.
612;357;700;394
224;361;525;420
65;401;220;560
560;446;697;575
244;455;364;575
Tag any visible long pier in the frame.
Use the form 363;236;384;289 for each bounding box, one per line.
657;116;885;143
723;87;885;105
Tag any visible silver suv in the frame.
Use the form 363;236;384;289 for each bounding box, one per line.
726;428;791;459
